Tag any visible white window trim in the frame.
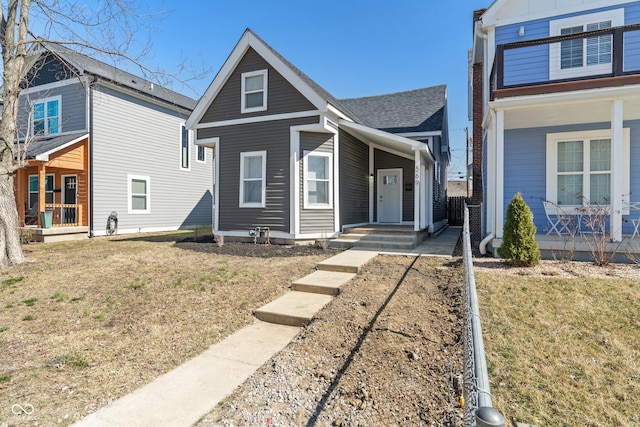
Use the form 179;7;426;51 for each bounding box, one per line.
196;145;206;164
128;174;151;214
240;69;268;114
179;124;191;171
549;9;624;80
239;151;266;208
303;150;333;210
32;95;62;136
545;128;630;214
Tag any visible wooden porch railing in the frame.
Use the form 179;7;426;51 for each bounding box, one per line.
43;204;82;227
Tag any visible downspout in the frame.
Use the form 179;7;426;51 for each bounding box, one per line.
88;77;95;237
479;232;494;256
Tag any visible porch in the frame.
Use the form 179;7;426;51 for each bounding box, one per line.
490;23;640;100
329;224;431;250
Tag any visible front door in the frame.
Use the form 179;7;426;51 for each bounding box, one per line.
377;169;402;223
62;175;77;225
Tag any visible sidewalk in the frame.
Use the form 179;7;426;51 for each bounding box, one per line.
73;227;459;426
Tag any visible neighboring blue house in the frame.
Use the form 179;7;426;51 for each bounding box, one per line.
471;0;640;255
186;29;450;245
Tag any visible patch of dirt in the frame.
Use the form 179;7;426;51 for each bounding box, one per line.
198;255;465;427
176;236;342;258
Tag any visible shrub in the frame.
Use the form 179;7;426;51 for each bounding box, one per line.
498;193;540;267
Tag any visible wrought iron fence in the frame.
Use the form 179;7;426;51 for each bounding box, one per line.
461;207;504;426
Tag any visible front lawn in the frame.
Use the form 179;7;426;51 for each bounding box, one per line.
475;260;639;426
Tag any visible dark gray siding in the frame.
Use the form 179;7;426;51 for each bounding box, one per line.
339;130;369;226
198;116;319;232
23;54;77;88
374;149;414;222
200;48;316;123
433;136;447;223
300;132;334;234
18;81;87;137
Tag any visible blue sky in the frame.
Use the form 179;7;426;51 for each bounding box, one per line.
32;0;491;178
140;0;490;178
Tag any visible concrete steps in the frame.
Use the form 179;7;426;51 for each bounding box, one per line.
329;227;428;250
253;249;377;327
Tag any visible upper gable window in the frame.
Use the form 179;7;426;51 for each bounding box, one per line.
549;9;623;80
33;96;61;135
241;69;268;113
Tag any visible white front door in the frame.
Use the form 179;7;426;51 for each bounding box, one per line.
377;169;402;223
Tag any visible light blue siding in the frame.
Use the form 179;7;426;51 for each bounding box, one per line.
503;121;640;235
496;2;640;86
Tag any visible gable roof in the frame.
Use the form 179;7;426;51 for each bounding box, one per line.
186;28;360;129
339;85;446;134
30;42;196;111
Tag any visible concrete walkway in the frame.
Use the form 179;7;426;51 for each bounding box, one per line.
73;227;459;427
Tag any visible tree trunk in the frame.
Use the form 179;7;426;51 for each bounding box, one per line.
0;173;24;265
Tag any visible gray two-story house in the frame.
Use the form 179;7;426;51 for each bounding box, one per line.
16;42;212;241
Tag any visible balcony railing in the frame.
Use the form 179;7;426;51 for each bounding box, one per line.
44;203;82;227
490;23;640;99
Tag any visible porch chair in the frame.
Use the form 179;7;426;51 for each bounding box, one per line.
24;202;38;226
623;201;640;239
543;200;576;236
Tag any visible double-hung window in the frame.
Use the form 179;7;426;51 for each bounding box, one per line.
303;151;332;209
549;9;623;80
240;151;266;208
241;70;268;113
32;96;61;135
546;129;630;210
128;175;150;214
197;145;206;163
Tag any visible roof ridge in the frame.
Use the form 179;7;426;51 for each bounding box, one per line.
340;85;446;102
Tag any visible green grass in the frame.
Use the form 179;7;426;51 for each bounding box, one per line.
23;298;37;307
45;353;88;369
0;326;7;333
128;281;145;290
476;271;640;426
22;315;35;321
0;375;10;383
52;291;68;302
1;277;24;289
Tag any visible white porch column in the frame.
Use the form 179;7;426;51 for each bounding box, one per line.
611;99;624;242
427;163;434;232
414;150;421;231
486;112;496;237
369;145;374;223
420;163;427;229
495;110;505;239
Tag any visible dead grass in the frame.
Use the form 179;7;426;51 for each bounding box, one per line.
475;260;640;426
0;231;328;426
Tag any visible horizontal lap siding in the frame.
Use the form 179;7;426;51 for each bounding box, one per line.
339;130;369;226
300;132;334;234
374;149;414;222
92;86;212;234
496;3;640;86
18;81;87;136
504;121;640;235
200;48;316;123
199;116;319;233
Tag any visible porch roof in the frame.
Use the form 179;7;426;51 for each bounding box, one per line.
24;132;88;161
339;119;435;163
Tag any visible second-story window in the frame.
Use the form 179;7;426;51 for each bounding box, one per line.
549;9;623;80
33;96;61;136
241;69;268;113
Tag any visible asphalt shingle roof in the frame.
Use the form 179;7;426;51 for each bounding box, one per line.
38;43;197;110
24;132;87;158
339;85;446;133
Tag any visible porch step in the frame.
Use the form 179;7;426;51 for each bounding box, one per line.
291;270;357;295
344;227;418;235
254;291;334;327
329;233;418;250
316;250;378;273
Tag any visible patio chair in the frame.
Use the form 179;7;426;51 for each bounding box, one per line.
24;202;38;226
543;200;576;236
623;201;640;239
